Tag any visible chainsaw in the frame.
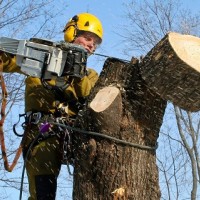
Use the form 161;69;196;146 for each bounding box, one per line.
0;37;88;80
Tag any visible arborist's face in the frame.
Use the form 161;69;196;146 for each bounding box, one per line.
73;32;101;54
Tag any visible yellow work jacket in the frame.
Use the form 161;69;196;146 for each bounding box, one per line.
1;53;98;116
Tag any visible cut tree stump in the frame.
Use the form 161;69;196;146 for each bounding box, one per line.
140;32;200;112
72;58;167;200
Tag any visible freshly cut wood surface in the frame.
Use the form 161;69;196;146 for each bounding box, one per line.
169;32;200;73
90;86;120;112
140;32;200;112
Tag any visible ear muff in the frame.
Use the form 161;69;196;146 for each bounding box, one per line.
72;15;79;23
64;15;79;43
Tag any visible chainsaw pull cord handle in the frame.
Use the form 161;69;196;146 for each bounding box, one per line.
0;55;22;172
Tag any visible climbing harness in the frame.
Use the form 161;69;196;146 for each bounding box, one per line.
13;111;45;137
15;109;75;165
0;57;22;172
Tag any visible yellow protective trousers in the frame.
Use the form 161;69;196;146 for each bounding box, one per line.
22;124;63;200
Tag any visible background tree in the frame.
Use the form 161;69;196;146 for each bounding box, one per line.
121;0;200;199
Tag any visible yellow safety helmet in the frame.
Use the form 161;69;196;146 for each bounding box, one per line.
63;13;103;43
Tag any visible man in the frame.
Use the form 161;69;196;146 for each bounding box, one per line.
1;13;103;199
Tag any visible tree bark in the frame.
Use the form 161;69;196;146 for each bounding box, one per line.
72;58;167;200
140;32;200;112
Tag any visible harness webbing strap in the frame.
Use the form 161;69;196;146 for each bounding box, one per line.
0;56;22;172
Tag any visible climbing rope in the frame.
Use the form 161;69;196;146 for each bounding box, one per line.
51;122;158;151
0;57;22;172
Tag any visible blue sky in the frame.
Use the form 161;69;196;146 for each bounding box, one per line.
2;0;200;199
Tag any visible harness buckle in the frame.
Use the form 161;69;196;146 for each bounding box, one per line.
26;111;43;124
31;112;42;124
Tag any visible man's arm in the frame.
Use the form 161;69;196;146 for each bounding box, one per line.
73;68;98;98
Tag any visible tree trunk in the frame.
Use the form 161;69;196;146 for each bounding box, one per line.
140;32;200;112
72;58;167;200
